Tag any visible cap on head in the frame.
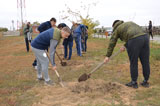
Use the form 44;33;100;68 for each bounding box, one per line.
112;20;120;27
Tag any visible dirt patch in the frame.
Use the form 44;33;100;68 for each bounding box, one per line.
70;79;123;94
31;79;133;106
67;60;94;69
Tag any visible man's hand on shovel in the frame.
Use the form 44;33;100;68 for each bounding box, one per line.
104;57;110;63
52;66;57;71
79;49;122;82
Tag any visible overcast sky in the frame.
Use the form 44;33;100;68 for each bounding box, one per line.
0;0;160;29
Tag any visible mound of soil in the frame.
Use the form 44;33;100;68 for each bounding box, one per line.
31;79;133;106
69;79;124;94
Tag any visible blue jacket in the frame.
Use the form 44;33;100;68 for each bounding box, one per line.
73;24;86;39
74;24;86;34
38;21;52;33
31;28;54;50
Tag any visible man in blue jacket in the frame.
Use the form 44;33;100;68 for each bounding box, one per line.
74;24;86;56
38;17;56;33
32;17;57;68
31;27;71;85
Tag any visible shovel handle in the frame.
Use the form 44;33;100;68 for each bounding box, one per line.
55;70;60;77
55;51;62;62
89;50;121;75
109;50;121;60
89;61;104;74
44;50;64;87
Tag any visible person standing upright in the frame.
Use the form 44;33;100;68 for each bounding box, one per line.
23;22;32;52
73;24;86;56
81;25;88;53
148;20;153;39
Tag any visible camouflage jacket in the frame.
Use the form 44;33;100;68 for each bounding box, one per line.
106;21;146;57
23;25;33;38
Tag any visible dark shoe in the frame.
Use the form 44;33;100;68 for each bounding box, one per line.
32;60;37;66
125;81;138;88
140;80;149;88
45;80;54;86
37;77;44;81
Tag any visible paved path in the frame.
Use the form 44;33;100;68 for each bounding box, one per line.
151;35;160;43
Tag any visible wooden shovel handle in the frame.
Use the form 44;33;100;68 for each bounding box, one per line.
89;50;121;75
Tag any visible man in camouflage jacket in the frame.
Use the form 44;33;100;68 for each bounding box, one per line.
104;20;150;88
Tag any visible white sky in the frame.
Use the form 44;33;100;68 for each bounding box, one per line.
0;0;160;29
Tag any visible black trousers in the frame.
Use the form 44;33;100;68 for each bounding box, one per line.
149;31;153;39
126;34;150;82
25;38;30;52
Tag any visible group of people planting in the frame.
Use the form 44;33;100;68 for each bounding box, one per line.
23;18;151;88
23;17;88;85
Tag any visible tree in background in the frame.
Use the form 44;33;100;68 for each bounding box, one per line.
33;21;40;26
0;27;8;32
59;1;99;37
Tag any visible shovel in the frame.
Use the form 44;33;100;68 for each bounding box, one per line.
55;51;67;66
45;51;65;87
78;50;121;82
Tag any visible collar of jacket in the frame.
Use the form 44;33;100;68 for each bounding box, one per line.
53;28;62;42
113;21;124;32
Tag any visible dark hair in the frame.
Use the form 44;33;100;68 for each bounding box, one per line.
58;23;67;29
149;20;152;24
50;17;56;22
112;20;120;27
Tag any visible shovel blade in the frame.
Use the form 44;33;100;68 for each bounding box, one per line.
78;73;90;82
61;62;67;66
58;77;65;87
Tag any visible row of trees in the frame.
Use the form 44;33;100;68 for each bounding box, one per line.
0;27;8;32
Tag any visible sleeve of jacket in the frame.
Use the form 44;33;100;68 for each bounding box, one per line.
106;31;119;57
23;26;26;35
23;25;29;37
29;27;33;33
